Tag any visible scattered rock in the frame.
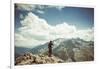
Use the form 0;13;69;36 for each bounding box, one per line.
15;53;64;65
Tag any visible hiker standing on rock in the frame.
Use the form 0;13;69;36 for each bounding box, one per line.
48;41;53;57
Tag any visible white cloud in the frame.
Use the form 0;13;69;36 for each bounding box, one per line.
55;6;65;11
16;4;35;11
20;14;24;19
15;12;94;48
16;4;46;14
37;10;45;14
16;4;65;11
16;4;65;14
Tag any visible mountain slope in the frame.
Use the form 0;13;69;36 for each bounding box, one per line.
15;38;94;64
15;47;31;58
29;38;94;62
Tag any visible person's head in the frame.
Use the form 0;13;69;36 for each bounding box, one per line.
50;40;52;43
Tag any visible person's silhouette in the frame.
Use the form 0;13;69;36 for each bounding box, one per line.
48;41;53;57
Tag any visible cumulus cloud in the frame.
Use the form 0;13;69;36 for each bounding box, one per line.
55;6;65;11
16;4;35;11
37;10;45;14
20;14;24;19
16;4;46;14
16;4;65;14
16;4;65;10
15;12;94;48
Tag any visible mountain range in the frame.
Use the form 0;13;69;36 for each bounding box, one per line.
15;38;94;64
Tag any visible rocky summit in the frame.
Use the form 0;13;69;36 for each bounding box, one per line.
15;52;64;65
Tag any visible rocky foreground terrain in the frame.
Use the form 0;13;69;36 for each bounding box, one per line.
15;53;64;65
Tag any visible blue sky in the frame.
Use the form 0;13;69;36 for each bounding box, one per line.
39;7;94;29
15;4;94;30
